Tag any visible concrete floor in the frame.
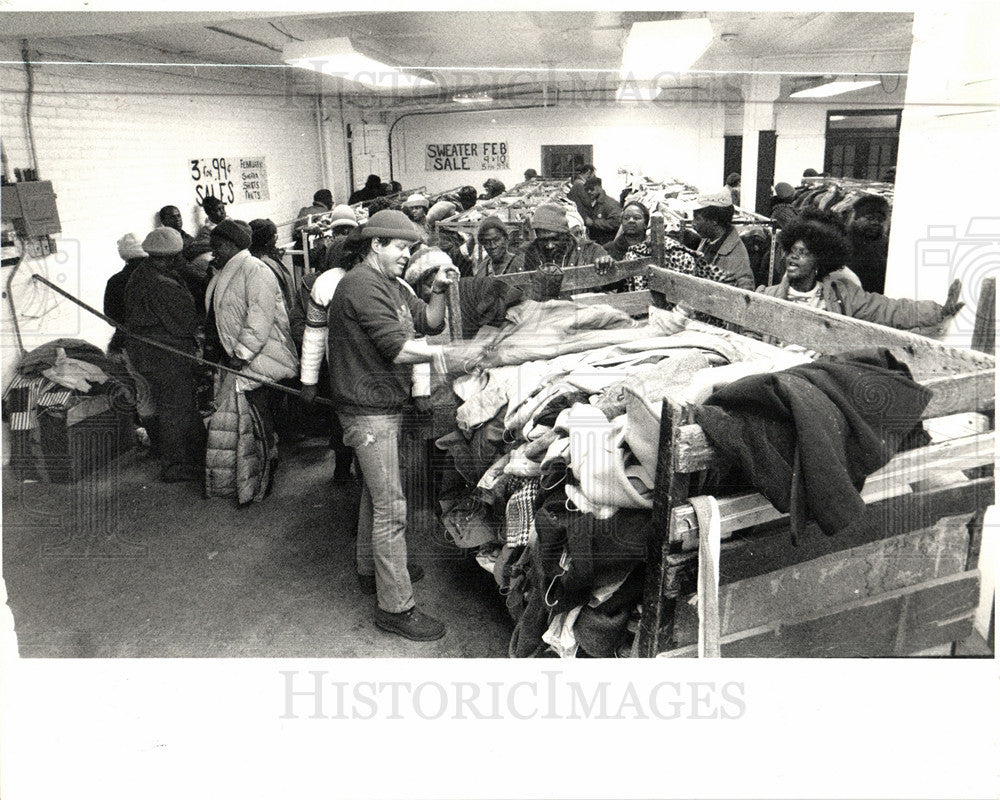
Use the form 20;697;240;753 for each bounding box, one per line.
2;438;514;658
4;435;991;659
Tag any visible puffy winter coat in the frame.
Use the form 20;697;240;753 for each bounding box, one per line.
209;250;298;387
204;372;272;504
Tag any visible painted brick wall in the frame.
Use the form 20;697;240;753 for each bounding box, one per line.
1;44;326;386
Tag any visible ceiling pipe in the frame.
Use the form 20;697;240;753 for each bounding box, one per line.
205;25;282;53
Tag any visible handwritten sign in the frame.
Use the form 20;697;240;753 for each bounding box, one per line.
237;157;269;202
425;142;508;171
190;155;269;205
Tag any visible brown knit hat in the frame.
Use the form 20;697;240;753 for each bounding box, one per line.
476;216;509;242
360;210;423;242
531;204;569;233
210;218;253;250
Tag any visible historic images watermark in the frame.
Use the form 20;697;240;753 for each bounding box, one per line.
279;670;747;721
281;66;718;112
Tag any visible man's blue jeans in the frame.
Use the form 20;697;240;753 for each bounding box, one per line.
338;412;414;613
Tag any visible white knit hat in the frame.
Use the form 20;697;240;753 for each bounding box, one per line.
402;193;430;209
117;232;146;261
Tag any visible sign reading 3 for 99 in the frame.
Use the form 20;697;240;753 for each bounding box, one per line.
191;156;270;206
191;157;236;206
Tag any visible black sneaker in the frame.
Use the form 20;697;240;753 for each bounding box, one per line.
375;606;445;641
357;564;424;595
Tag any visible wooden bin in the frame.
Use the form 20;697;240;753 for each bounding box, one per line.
444;260;994;658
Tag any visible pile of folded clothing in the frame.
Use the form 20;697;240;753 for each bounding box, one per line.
3;338;137;482
433;300;809;657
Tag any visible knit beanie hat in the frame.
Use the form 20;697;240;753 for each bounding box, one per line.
249;218;278;250
426;200;459;227
774;182;795;201
117;232;146;261
313;189;333;208
531;204;569;233
329;204;358;229
210;218;253;250
476;216;508;242
404;247;454;288
402;193;430;209
141;226;183;256
360;209;422;242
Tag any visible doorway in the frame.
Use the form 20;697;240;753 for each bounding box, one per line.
540;145;594;180
824;109;901;181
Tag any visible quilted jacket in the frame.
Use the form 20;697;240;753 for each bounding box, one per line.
209;250;298;388
204;373;272;504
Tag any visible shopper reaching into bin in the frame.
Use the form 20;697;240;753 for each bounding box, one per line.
508;203;614;299
759;217;962;335
303;209;458;642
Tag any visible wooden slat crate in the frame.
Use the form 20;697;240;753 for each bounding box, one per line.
441;255;994;658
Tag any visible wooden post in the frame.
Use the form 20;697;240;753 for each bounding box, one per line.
767;222;778;286
446;280;464;342
971;276;995;355
637;398;691;657
649;213;666;269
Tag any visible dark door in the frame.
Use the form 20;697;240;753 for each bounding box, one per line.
540;145;594;180
755;130;776;214
723;135;742;184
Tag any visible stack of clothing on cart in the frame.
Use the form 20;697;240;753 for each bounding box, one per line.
433;300;810;657
2;339;138;481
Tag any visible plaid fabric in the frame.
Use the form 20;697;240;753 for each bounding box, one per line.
4;375;76;431
505;477;540;547
4;375;47;431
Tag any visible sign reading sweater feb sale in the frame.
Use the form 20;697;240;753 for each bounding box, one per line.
425;142;508;171
190;156;270;204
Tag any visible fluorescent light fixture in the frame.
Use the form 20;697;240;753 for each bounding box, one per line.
620;18;714;80
283;38;434;90
452;91;492;104
790;79;880;98
615;83;662;102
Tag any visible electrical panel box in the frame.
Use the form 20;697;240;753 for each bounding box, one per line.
1;181;61;236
